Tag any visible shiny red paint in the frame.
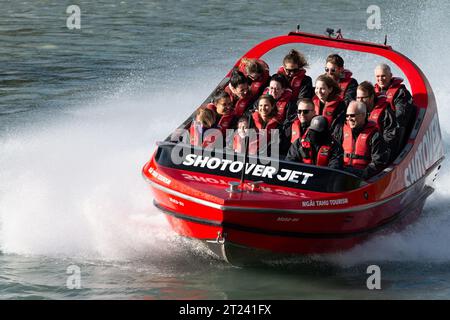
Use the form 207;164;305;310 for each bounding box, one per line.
142;31;444;260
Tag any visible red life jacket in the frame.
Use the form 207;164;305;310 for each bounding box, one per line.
252;112;279;131
299;135;331;167
238;59;270;98
277;66;306;102
342;121;378;169
312;95;343;127
225;85;253;117
367;96;389;130
262;87;293;122
189;123;217;148
338;69;354;99
290;118;307;143
233;133;258;155
252;112;279;146
374;77;405;110
206;103;235;134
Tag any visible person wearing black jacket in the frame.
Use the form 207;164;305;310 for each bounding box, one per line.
280;99;316;155
334;101;390;179
357;81;399;160
286;116;343;170
325;54;358;106
374;64;416;146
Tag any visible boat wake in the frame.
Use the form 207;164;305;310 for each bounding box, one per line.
0;80;222;262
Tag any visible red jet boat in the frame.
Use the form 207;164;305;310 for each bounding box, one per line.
142;30;444;265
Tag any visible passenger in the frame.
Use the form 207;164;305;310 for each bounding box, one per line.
206;90;236;134
313;74;346;133
190;107;218;147
280;99;316;156
373;63;416;146
277;49;313;102
251;94;280;149
233;117;257;155
262;74;293;122
224;70;254;118
335;101;390;179
288;99;316;142
286;115;343;169
325;53;358;106
237;58;270;98
357;81;399;160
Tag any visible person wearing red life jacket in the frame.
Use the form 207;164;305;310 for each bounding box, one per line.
237;58;270;98
286;115;343;169
313;74;346;134
189;107;220;148
279;99;316;155
357;81;399;160
334;101;390;179
251;94;280;155
277;49;313;102
262;74;294;123
232;117;258;155
325;54;358;106
224;70;254;118
374;63;416;146
206;90;236;134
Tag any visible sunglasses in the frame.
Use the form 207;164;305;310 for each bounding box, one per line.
346;113;363;118
297;109;312;115
285;67;299;74
325;67;337;73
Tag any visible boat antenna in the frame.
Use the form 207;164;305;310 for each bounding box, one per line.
239;107;255;186
384;34;388;45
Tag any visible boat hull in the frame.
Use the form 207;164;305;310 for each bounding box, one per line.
146;164;437;262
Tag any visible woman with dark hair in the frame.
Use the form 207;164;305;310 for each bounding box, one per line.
237;57;270;98
277;49;313;102
224;70;254;118
251;94;280;149
262;73;293;123
206;89;236;134
313;74;346;132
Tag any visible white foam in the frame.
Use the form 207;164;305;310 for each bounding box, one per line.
0;80;213;260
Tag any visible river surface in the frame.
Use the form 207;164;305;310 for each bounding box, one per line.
1;0;450;299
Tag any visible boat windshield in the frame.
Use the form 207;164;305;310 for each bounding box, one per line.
163;34;423;187
155;142;366;193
